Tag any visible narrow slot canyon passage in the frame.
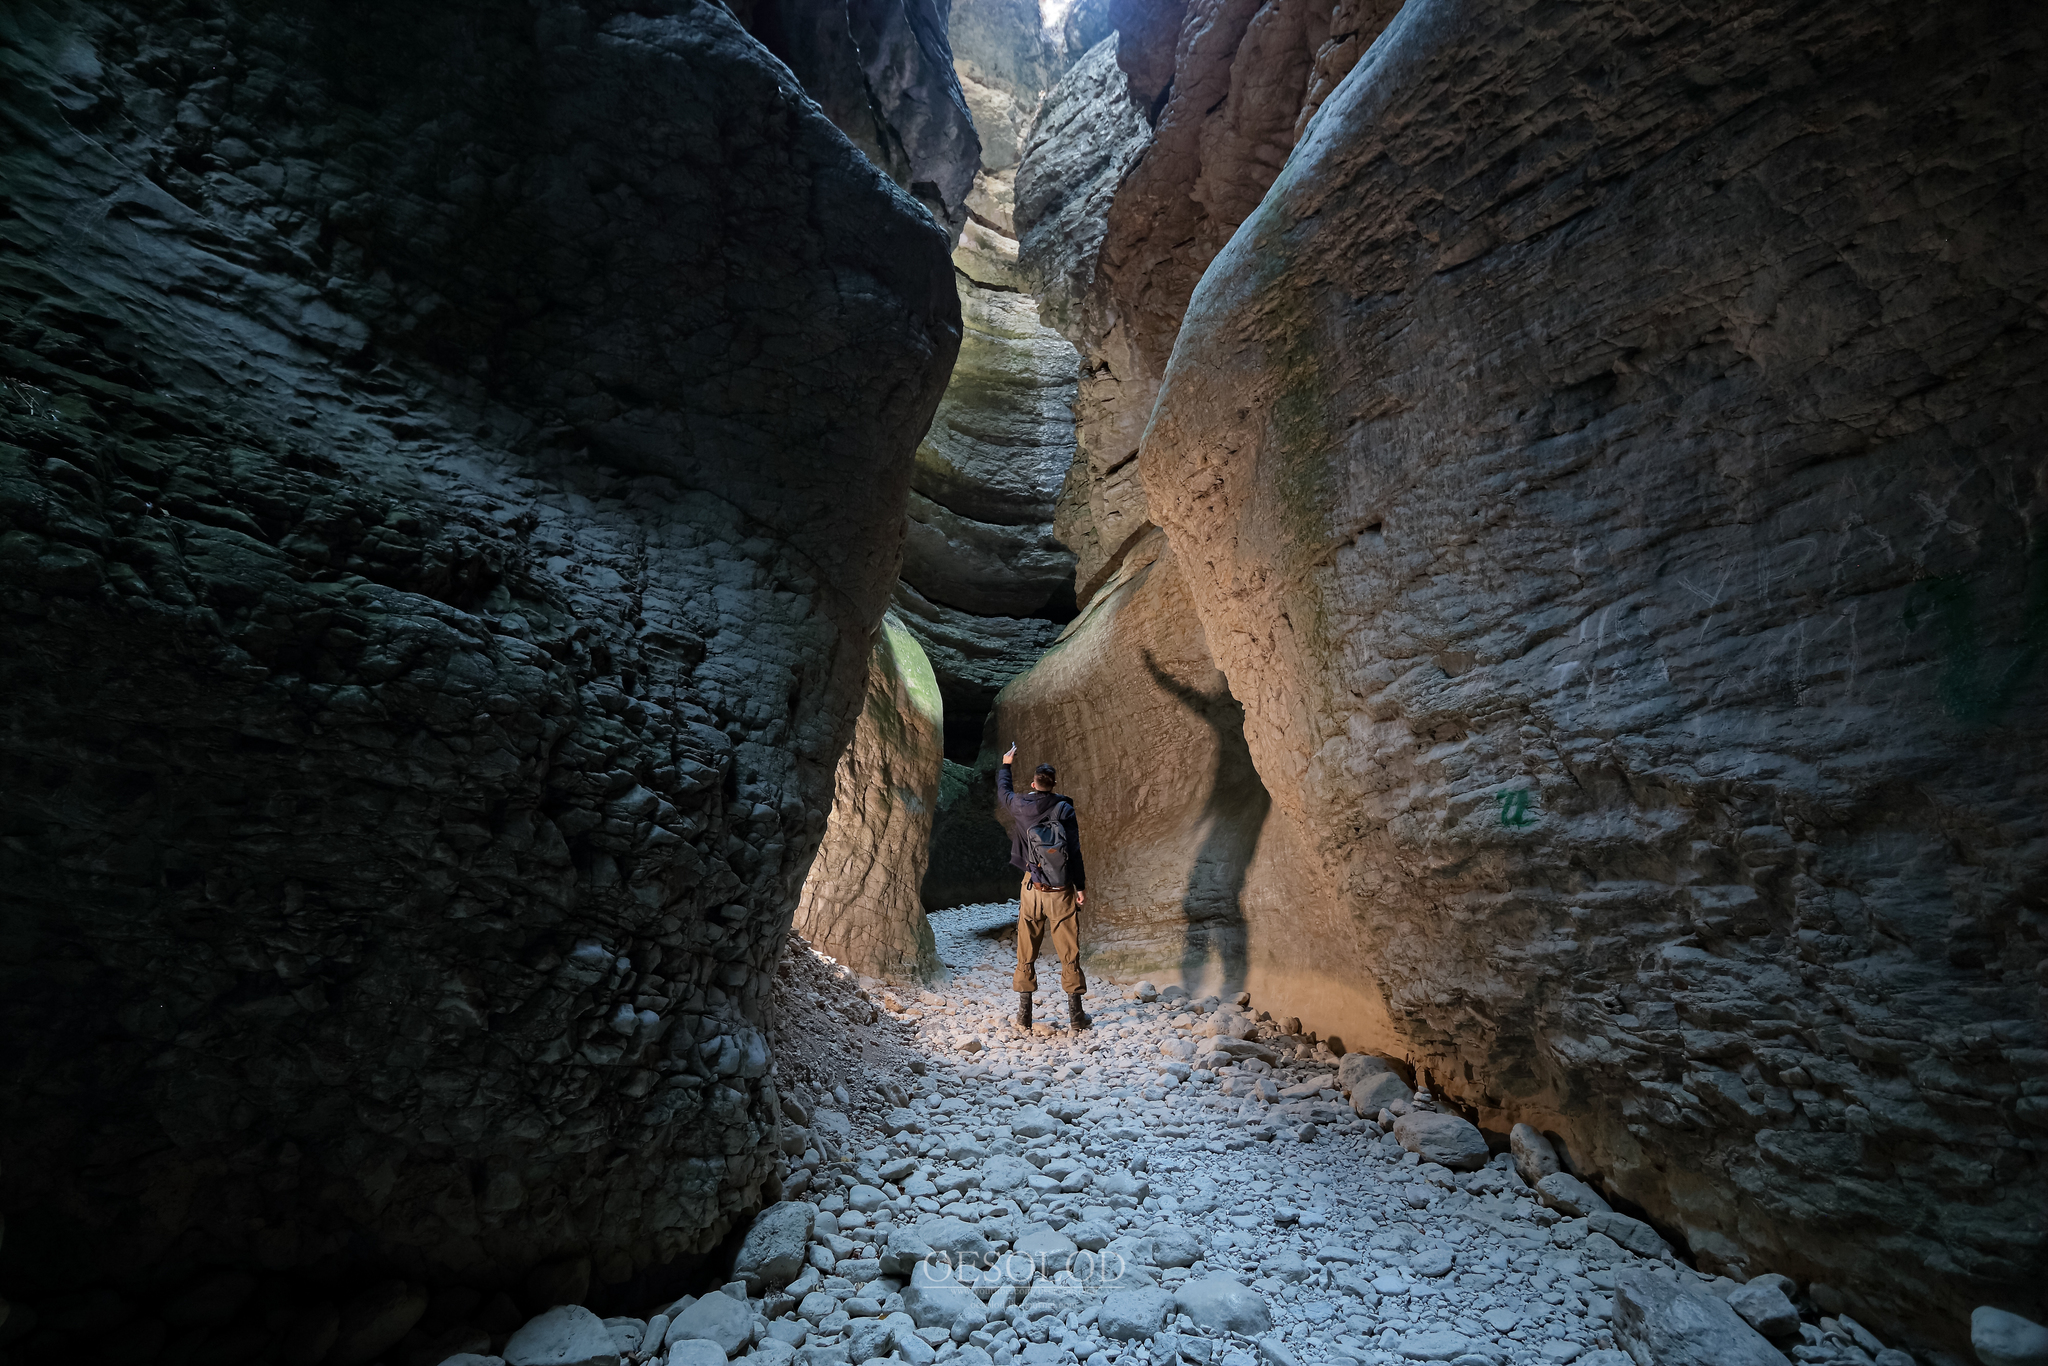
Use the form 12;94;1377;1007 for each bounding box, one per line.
0;2;2041;1366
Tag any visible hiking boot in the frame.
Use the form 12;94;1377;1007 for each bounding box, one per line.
1069;993;1091;1030
1017;993;1033;1030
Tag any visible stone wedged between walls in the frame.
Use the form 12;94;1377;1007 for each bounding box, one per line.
0;0;958;1356
1143;0;2047;1351
793;612;946;983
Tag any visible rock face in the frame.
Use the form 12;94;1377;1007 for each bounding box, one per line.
741;0;982;237
949;0;1062;172
1142;0;2048;1345
921;754;1022;909
892;32;1084;777
1015;35;1155;599
1017;0;1398;600
793;614;945;982
896;81;1100;912
986;528;1305;985
900;243;1080;629
0;0;957;1350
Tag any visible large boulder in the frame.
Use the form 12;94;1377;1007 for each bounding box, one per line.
1972;1308;2048;1366
665;1294;753;1357
793;613;945;982
902;1261;985;1330
0;0;958;1352
505;1306;621;1366
1172;1278;1272;1336
1536;1174;1611;1218
1610;1271;1783;1366
1097;1287;1175;1341
734;1202;820;1292
1508;1124;1561;1188
1143;0;2048;1340
1391;1112;1489;1173
1336;1053;1395;1092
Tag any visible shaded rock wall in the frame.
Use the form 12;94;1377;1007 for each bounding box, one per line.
740;0;982;237
1144;0;2048;1348
894;145;1080;778
793;614;945;983
920;754;1021;910
0;0;957;1353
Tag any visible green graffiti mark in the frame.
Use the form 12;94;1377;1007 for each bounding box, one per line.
1497;789;1536;828
1902;537;2048;727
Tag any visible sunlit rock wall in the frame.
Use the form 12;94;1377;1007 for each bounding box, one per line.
1144;0;2048;1348
794;614;945;982
1018;0;1399;600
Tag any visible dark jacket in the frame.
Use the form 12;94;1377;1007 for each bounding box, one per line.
997;762;1086;892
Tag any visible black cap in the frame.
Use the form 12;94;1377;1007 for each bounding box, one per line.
1033;763;1057;781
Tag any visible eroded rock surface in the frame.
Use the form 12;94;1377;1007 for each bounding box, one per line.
793;614;945;983
1143;0;2048;1346
986;529;1306;986
1019;0;1398;600
0;0;957;1348
895;137;1081;779
742;0;982;237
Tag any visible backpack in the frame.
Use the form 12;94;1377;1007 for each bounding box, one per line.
1024;800;1074;889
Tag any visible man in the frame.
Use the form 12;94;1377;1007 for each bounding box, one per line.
998;742;1090;1032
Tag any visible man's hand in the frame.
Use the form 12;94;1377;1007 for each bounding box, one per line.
1076;890;1086;907
1003;743;1017;765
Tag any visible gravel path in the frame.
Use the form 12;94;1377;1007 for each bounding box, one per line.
817;903;1640;1366
508;907;1916;1366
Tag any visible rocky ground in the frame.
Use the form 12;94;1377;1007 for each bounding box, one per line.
451;904;1969;1366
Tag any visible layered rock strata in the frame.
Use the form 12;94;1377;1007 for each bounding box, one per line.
0;0;957;1355
792;614;945;983
949;0;1063;173
1143;0;2048;1349
899;167;1082;914
1017;0;1399;600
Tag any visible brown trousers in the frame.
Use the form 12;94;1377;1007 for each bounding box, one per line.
1014;879;1086;995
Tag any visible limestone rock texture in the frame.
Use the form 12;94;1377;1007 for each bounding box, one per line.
1142;0;2048;1348
740;0;982;237
949;0;1062;172
985;528;1308;985
895;144;1080;771
0;0;958;1350
793;614;945;982
1018;0;1398;602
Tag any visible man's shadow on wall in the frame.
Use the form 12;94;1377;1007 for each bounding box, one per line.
1143;651;1270;995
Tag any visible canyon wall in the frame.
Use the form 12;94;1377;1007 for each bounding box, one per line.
1018;0;1400;599
792;613;945;982
0;0;957;1357
739;0;982;238
988;528;1311;990
1144;0;2047;1348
